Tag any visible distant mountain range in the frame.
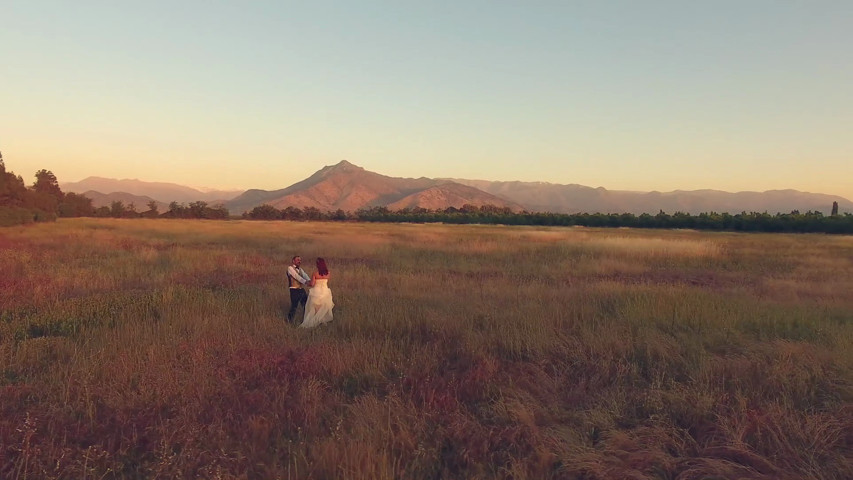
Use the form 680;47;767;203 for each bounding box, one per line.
442;179;853;215
61;177;242;205
64;163;852;216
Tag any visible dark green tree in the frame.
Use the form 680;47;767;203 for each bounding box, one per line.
302;206;323;220
248;204;280;220
33;169;63;197
110;200;126;217
143;200;159;218
208;204;229;219
59;192;95;217
0;169;27;207
282;206;304;220
165;201;186;218
188;201;208;218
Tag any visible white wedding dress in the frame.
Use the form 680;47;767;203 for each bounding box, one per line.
300;279;334;328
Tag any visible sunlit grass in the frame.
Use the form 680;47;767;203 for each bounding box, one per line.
1;218;851;479
592;236;722;258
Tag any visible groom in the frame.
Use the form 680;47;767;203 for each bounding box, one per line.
286;255;311;323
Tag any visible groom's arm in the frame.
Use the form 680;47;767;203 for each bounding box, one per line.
287;266;307;285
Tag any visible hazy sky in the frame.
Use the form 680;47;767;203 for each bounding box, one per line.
2;1;851;199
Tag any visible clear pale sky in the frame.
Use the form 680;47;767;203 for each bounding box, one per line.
2;1;851;199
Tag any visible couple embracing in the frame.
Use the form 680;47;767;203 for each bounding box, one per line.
287;255;334;328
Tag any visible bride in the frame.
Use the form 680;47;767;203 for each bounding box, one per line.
300;257;334;328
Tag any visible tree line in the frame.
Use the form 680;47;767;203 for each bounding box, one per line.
88;200;227;220
0;153;93;226
245;204;853;234
0;153;226;226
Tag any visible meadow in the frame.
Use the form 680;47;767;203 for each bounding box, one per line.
1;218;851;479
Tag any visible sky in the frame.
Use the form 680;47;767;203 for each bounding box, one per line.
1;1;851;199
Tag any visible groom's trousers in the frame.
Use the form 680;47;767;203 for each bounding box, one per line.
288;287;308;323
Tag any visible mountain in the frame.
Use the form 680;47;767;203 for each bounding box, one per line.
81;191;169;212
387;183;524;211
67;164;852;216
61;177;243;204
225;160;519;214
443;179;853;215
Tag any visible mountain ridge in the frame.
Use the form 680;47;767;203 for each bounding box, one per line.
62;162;851;215
61;177;242;204
441;178;852;215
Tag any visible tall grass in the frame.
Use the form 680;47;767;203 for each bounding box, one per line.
1;218;851;479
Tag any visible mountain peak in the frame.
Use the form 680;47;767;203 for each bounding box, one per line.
315;160;365;177
332;159;362;170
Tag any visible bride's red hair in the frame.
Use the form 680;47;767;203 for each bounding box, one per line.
316;257;329;276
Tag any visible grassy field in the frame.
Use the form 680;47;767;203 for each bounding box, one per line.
1;218;851;479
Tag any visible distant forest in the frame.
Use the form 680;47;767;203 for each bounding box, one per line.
2;153;851;233
0;153;227;226
0;153;93;226
244;204;853;234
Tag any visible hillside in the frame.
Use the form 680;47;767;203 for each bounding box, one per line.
227;160;458;213
387;183;523;211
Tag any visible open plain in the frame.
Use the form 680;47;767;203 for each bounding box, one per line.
1;218;851;479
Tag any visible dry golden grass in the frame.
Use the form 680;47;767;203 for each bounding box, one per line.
592;236;723;258
1;218;851;479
